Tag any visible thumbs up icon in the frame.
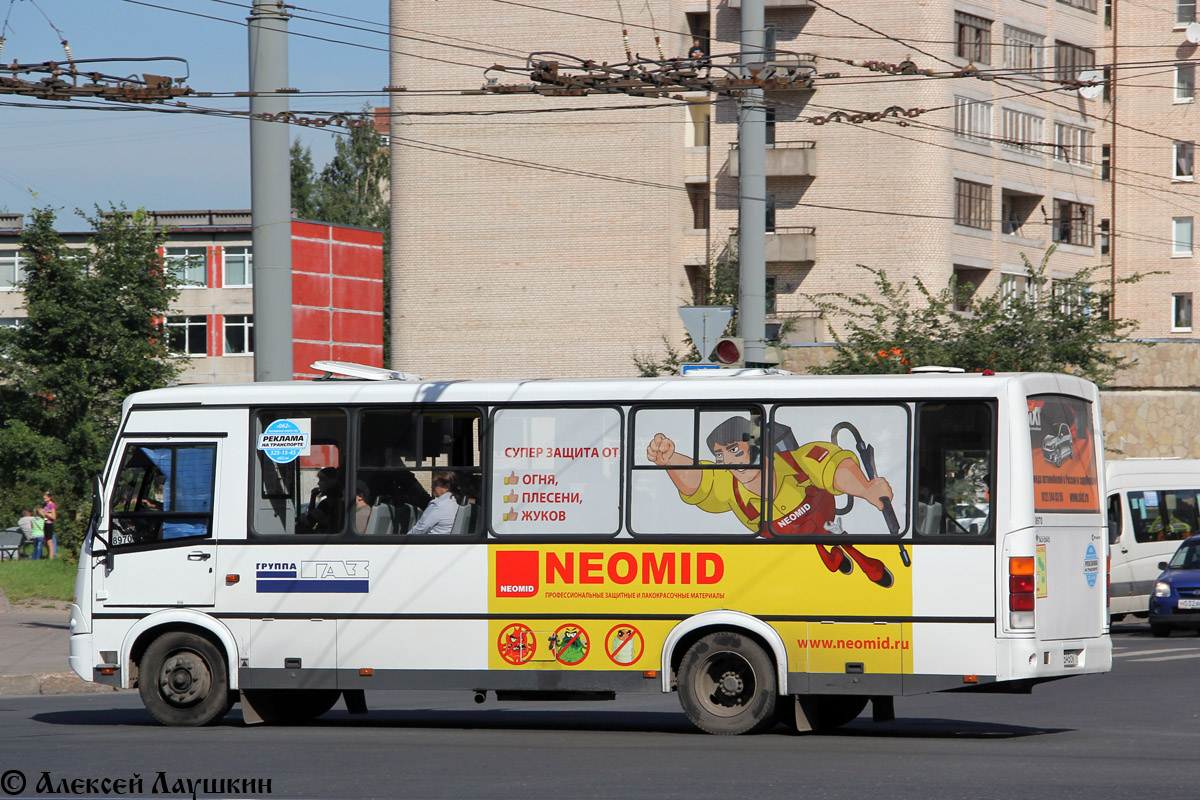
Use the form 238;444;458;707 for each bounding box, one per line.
503;508;518;522
504;491;519;503
504;471;519;485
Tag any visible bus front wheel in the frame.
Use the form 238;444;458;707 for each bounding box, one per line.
677;632;777;735
138;632;233;727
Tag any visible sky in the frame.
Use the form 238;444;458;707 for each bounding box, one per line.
0;0;388;222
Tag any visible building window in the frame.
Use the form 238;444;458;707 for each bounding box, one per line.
1052;279;1088;316
765;106;776;147
1101;144;1111;180
1052;200;1094;246
0;250;22;289
955;12;992;64
1003;26;1044;73
1174;217;1195;256
687;183;709;230
686;102;710;147
1100;218;1111;255
1001;108;1044;155
1054;41;1095;84
955;179;991;229
224;314;254;355
953;266;989;312
1105;0;1112;27
1002;192;1040;236
166;247;207;287
1053;123;1094;166
167;315;207;356
1178;1;1197;25
953;96;992;143
223;246;253;286
1177;64;1196;102
1057;0;1097;12
765;276;777;316
1176;141;1195;180
1000;273;1031;309
765;193;776;234
0;317;21;328
1173;293;1193;332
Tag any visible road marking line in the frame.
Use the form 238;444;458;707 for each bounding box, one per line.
1113;647;1200;658
1129;653;1200;662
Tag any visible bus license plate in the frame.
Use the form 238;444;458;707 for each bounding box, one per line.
1063;650;1081;668
1178;599;1200;609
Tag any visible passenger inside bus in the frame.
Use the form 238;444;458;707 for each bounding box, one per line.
411;471;463;535
298;467;343;533
354;480;373;534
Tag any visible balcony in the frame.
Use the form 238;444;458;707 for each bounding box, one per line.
766;226;815;262
728;0;813;7
728;141;816;178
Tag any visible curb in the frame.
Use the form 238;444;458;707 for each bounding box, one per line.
0;672;124;698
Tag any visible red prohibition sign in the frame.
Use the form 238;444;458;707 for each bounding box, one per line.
553;623;589;665
605;624;644;666
497;623;536;665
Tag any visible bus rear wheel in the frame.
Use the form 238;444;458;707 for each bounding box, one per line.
678;632;777;735
138;632;232;727
240;689;342;724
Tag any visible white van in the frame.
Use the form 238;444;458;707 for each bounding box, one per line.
1107;458;1200;619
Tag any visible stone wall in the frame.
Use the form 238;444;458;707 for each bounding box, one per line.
780;340;1200;460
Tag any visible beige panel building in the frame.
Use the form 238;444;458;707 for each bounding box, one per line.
389;0;1110;379
1104;1;1200;337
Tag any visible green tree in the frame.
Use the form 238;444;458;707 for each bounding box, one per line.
808;249;1146;387
0;205;183;553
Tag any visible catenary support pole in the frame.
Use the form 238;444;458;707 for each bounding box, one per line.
248;0;293;381
737;0;768;367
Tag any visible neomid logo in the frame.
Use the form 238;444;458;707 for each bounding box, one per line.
495;550;725;597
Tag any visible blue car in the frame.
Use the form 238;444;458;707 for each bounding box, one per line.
1149;535;1200;637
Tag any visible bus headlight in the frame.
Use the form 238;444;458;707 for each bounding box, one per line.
1154;581;1172;598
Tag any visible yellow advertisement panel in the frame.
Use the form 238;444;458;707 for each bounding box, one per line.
487;544;914;672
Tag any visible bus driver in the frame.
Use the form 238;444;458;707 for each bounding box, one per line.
646;416;897;587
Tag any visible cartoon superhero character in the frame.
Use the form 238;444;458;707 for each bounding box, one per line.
646;416;896;587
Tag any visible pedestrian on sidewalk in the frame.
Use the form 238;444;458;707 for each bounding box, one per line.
16;510;35;559
41;492;57;559
29;513;45;560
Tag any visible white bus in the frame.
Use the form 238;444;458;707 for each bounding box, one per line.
69;367;1111;732
1106;458;1200;621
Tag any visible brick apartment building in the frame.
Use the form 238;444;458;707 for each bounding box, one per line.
1105;2;1200;336
0;210;384;383
386;0;1145;379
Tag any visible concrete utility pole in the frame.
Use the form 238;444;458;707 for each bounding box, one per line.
248;0;293;381
737;0;769;367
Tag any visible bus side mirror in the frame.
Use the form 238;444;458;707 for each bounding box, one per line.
1159;561;1170;571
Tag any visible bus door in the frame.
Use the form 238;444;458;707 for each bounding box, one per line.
94;437;224;609
1027;394;1106;640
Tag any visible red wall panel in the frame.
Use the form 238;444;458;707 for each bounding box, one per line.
333;311;383;345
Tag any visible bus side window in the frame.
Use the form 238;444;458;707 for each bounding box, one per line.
252;409;347;536
915;401;994;536
356;408;482;536
1107;493;1123;546
109;444;216;547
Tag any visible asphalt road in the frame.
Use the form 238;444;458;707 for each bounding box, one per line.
0;622;1195;800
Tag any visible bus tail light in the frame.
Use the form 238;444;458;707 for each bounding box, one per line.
1009;556;1035;629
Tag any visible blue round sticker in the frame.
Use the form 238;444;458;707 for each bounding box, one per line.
258;419;308;464
1084;543;1099;588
